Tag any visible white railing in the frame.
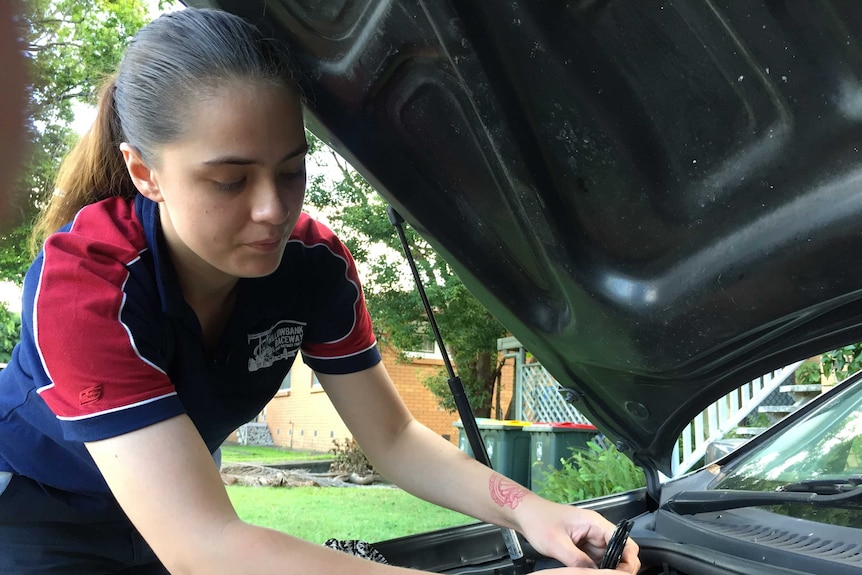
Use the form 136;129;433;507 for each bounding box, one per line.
670;361;804;477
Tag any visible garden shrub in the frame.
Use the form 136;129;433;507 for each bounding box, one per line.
533;440;646;503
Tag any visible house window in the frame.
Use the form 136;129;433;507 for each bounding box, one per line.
279;370;291;392
417;338;437;354
405;338;443;359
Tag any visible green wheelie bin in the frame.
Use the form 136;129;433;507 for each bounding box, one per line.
527;422;598;491
453;419;532;486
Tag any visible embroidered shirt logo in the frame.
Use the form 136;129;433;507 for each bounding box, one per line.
79;385;103;406
247;320;305;372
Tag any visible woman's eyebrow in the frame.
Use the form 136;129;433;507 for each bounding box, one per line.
202;141;309;166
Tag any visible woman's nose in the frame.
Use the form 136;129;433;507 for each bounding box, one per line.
251;180;290;225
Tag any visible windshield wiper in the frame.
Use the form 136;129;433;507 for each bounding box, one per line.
663;481;862;515
777;475;862;495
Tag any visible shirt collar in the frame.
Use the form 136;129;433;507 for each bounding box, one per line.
134;193;187;317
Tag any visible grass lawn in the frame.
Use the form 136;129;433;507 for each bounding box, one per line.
220;444;332;464
226;485;475;544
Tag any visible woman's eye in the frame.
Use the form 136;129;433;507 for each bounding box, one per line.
212;178;246;192
277;169;306;185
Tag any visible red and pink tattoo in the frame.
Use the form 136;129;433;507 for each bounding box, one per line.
489;473;528;509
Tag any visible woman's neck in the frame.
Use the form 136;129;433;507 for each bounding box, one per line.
189;284;238;356
159;218;239;352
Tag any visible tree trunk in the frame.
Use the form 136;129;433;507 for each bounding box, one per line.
468;350;496;418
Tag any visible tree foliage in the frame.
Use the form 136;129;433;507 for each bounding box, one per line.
0;0;154;283
820;343;862;382
794;344;862;387
304;134;508;417
0;304;22;364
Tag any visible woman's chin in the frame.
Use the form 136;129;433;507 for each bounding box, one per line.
232;257;283;279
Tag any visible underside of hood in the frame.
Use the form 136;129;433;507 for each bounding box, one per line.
189;0;862;474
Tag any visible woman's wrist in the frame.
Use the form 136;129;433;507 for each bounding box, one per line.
485;472;544;532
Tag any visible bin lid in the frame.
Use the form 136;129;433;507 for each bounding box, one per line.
525;423;555;431
453;418;531;430
452;417;499;428
551;422;598;430
528;422;598;432
481;419;529;430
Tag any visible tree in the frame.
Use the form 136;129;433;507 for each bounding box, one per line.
304;134;509;417
0;0;157;284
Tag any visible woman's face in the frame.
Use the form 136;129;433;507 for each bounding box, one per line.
138;83;307;287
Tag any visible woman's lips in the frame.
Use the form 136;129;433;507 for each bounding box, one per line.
248;237;283;252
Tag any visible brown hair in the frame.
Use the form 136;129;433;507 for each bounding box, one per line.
30;77;134;253
30;8;298;254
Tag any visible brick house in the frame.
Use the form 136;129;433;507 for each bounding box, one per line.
238;343;515;453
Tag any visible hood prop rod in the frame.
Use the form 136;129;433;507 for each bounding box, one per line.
387;206;527;574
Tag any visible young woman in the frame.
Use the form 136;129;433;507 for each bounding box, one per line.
0;8;639;575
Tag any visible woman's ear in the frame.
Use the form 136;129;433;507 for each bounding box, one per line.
120;143;164;202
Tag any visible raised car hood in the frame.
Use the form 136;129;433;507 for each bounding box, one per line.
188;0;862;474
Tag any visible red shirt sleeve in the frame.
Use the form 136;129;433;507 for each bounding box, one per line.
293;216;381;374
33;200;183;440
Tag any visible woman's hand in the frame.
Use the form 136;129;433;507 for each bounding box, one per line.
538;569;638;574
514;496;640;573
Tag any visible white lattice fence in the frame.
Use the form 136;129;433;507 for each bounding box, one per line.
521;363;591;424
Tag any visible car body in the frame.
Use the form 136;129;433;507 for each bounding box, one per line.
187;1;862;573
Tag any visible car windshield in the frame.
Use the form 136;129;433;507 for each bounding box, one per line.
714;378;862;527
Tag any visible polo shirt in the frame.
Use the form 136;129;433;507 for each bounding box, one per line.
0;194;380;507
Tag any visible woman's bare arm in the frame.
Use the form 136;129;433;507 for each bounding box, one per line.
317;363;531;530
318;363;639;572
85;414;422;575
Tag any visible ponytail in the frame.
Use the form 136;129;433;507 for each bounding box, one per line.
30;76;136;254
